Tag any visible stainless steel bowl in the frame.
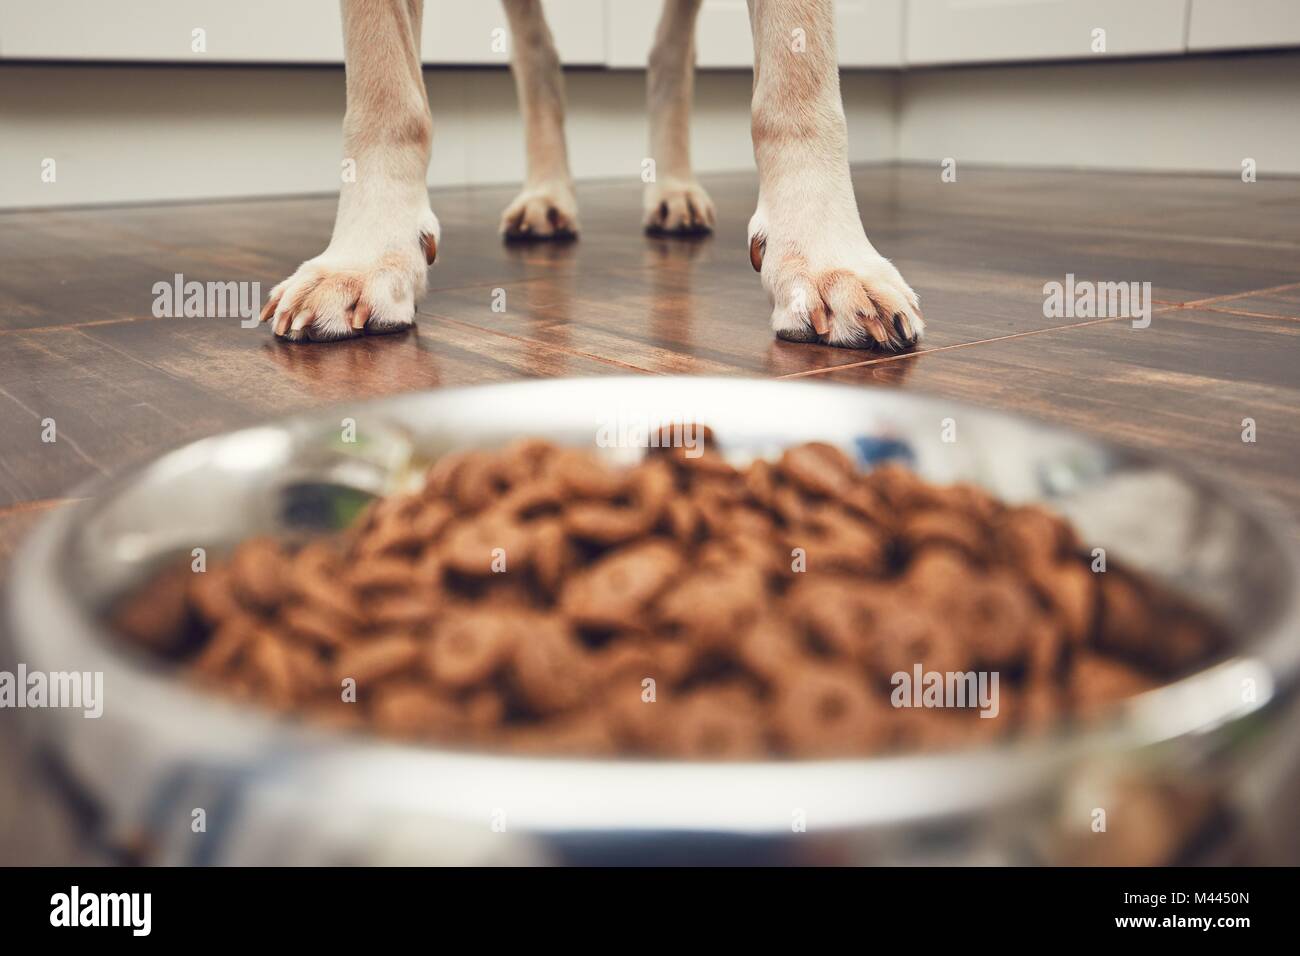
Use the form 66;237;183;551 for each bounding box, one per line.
7;377;1300;865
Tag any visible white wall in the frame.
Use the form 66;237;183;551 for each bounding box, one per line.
896;52;1300;175
0;64;895;209
2;51;1298;210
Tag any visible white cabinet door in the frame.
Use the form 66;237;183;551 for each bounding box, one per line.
695;0;753;68
0;0;604;65
604;0;751;69
604;2;661;68
0;0;343;62
1188;0;1300;51
605;0;902;69
906;0;1188;66
424;0;605;65
837;0;904;67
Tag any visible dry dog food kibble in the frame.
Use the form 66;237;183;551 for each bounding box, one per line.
112;438;1225;759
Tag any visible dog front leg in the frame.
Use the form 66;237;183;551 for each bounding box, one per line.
261;0;437;341
499;0;579;240
643;0;716;235
746;0;922;349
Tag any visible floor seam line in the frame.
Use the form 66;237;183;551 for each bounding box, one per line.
778;316;1129;379
1193;306;1300;322
1176;280;1300;309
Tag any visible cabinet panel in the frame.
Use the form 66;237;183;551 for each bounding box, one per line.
0;0;343;62
605;0;902;69
837;0;904;67
1188;0;1300;52
906;0;1188;66
0;1;605;65
695;0;752;68
424;0;605;66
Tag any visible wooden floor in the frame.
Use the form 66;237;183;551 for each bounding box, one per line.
2;164;1299;861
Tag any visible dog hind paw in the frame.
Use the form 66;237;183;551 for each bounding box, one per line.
644;179;716;235
501;182;579;241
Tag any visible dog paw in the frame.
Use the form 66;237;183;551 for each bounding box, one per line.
501;181;579;241
644;179;716;235
748;208;923;351
262;206;439;343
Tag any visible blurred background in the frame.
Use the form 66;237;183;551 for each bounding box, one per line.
2;0;1299;209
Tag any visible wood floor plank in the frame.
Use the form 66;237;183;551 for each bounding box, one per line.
803;308;1300;523
0;316;629;507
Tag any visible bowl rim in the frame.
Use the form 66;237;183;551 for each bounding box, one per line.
8;375;1300;833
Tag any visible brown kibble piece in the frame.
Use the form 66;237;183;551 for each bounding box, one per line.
188;562;239;625
112;562;192;654
664;497;700;543
669;687;767;759
372;683;461;739
1097;570;1156;661
900;509;986;558
997;505;1076;567
559;540;683;629
563;503;653;545
426;607;522;689
736;617;804;685
357;503;429;556
771;665;889;757
778;442;856;498
1033;559;1097;645
657;564;765;650
229;537;284;611
282;604;350;650
1071;653;1158;717
528;517;570;595
365;590;441;631
866;462;945;511
905;548;976;596
250;633;296;707
860;603;971;681
510;617;593;715
442;512;531;576
798;506;888;575
192;617;254;677
546;447;628;498
785;576;882;660
506;714;617;757
349;556;420;593
333;636;421;688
